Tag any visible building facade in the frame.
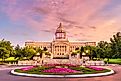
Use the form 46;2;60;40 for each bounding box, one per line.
25;23;96;58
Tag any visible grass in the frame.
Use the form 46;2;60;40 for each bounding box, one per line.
0;57;17;61
0;57;18;64
104;58;121;65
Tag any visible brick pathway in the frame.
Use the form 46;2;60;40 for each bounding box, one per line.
0;65;121;81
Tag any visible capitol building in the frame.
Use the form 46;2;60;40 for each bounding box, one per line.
25;23;96;59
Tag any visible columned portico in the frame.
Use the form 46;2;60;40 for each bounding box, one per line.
52;41;70;58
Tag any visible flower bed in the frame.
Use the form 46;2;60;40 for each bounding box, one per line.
20;66;36;71
42;68;81;74
86;66;104;71
14;64;111;75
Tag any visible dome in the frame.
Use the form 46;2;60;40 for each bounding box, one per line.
56;23;66;33
55;23;67;39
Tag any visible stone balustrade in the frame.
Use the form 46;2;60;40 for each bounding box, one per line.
85;61;105;66
18;60;41;66
15;59;105;66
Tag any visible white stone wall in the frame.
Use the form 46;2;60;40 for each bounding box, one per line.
43;59;83;65
25;41;96;58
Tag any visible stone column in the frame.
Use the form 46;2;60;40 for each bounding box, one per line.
59;46;60;54
51;53;53;59
69;53;71;59
42;52;45;64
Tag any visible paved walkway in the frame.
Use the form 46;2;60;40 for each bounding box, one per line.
0;65;121;81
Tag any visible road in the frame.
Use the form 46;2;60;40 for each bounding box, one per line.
0;65;121;81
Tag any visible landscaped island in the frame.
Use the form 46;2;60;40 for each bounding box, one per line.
11;64;114;77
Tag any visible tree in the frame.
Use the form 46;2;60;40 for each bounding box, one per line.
14;44;23;60
97;41;112;60
96;40;113;63
86;46;97;60
81;46;97;60
110;32;121;58
0;39;13;62
97;41;108;48
0;47;9;62
22;47;36;60
14;45;37;60
80;46;84;58
96;47;104;59
105;43;112;63
34;47;43;58
43;47;48;51
92;50;97;59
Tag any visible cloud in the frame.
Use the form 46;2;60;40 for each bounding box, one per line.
57;17;78;25
41;29;54;33
1;0;121;42
89;26;96;29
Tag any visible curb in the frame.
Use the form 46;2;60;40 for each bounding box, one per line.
11;69;115;78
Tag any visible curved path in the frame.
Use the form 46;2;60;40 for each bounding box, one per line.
0;65;121;81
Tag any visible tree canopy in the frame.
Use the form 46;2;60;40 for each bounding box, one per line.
0;32;121;62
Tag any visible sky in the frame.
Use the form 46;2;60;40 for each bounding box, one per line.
0;0;121;46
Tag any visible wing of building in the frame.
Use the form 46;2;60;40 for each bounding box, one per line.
25;23;96;58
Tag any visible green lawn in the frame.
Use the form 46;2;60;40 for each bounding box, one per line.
0;57;17;61
104;58;121;64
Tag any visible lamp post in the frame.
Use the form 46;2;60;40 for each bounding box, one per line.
82;52;86;65
85;50;90;61
82;50;90;65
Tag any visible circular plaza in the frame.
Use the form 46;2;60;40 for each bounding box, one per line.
0;65;120;81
